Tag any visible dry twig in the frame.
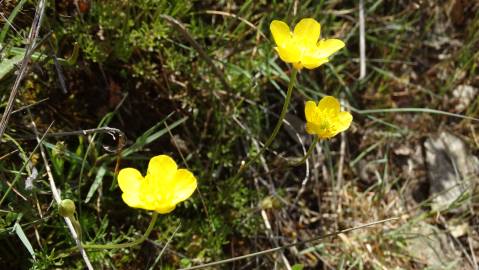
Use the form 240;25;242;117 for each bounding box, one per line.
0;0;47;141
359;0;366;80
30;118;94;270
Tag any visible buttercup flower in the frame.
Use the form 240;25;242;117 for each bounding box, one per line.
270;18;345;70
305;96;352;139
118;155;197;214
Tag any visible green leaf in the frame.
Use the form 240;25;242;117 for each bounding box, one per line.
0;0;28;43
291;264;304;270
13;222;36;261
85;165;107;203
0;54;23;81
121;115;187;157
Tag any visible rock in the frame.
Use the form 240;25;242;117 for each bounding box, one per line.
448;220;469;238
452;85;477;112
424;131;479;212
406;222;468;269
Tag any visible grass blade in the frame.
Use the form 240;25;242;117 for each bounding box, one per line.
13;221;36;261
85;165;107;203
0;0;28;43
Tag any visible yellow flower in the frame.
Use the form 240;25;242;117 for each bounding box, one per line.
270;18;345;70
118;155;197;214
305;96;352;139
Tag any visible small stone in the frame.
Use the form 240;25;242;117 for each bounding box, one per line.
452;85;477;112
424;131;479;212
406;222;466;268
448;222;469;238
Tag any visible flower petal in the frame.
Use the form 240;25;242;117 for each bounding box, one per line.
276;44;301;63
301;55;329;69
305;122;320;135
334;111;353;133
139;183;161;210
122;192;148;209
293;18;321;47
270;20;291;47
316;39;345;58
305;101;318;123
155;204;176;214
321;129;338;139
118;168;143;194
147;155;178;184
318;96;340;115
171;169;197;204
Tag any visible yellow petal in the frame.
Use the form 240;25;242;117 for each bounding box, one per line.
122;192;148;209
293;18;321;47
316;39;345;58
305;122;320;135
321;129;338;139
334;111;353;133
118;168;143;193
301;56;329;69
276;44;301;63
270;20;291;47
138;185;160;210
171;169;197;204
318;96;340;115
304;101;318;123
155;204;176;214
147;155;178;184
118;168;150;209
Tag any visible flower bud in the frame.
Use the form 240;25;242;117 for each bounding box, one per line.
260;196;281;210
58;199;76;217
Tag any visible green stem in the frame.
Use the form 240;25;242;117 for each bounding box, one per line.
290;136;319;166
70;215;82;240
235;69;298;177
84;212;158;249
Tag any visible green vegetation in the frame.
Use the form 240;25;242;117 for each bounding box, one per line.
1;0;478;269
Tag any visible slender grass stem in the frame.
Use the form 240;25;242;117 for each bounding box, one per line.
291;136;319;166
84;212;158;249
234;68;298;178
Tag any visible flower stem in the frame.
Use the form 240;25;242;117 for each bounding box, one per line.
235;68;298;177
290;136;319;166
84;212;158;249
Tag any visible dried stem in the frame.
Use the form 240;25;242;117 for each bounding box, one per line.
0;0;47;141
359;0;366;80
30;118;94;270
